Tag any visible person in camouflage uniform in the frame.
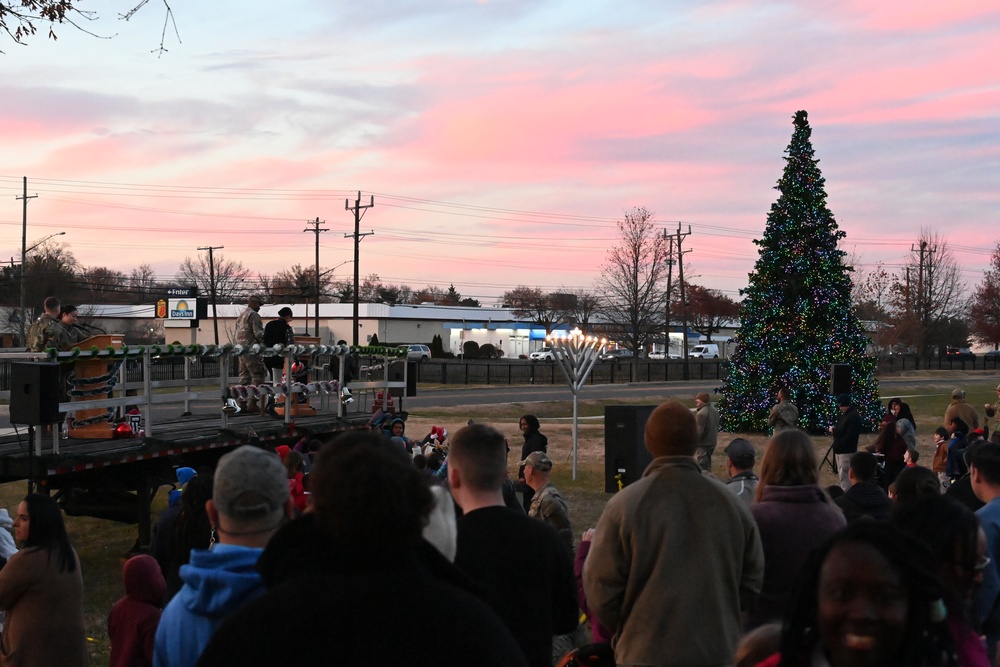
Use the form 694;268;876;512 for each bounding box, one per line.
27;296;65;352
235;295;266;412
523;450;574;559
768;387;799;433
57;304;84;350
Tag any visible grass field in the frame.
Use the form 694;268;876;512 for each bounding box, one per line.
1;370;996;665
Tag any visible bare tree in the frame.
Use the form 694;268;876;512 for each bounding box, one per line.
889;230;968;360
128;264;159;304
597;207;671;361
77;266;129;303
27;241;79;311
851;261;900;356
563;289;601;334
331;280;354;303
501;286;569;335
359;273;383;303
375;283;413;305
177;253;252;304
271;264;332;304
1;0;177;54
412;285;444;304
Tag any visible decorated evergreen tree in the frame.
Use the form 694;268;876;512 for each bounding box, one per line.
721;111;881;433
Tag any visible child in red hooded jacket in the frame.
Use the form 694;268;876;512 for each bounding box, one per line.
108;554;167;667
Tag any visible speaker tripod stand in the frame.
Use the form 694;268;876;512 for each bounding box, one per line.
820;440;838;475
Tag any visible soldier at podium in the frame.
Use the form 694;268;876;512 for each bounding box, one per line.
58;304;85;349
27;296;63;352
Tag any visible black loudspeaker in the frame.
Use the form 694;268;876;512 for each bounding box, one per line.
604;405;657;493
831;364;851;396
406;362;417;398
10;362;62;425
388;361;418;398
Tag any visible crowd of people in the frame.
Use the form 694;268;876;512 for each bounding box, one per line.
6;381;1000;666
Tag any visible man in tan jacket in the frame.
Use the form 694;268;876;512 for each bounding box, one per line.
584;400;764;667
946;387;979;432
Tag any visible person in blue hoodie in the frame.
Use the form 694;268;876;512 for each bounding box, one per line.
154;446;293;667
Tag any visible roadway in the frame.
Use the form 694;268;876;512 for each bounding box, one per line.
0;375;981;434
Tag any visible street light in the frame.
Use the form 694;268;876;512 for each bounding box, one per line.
19;231;66;346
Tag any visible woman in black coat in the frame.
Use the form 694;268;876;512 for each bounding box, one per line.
516;414;548;512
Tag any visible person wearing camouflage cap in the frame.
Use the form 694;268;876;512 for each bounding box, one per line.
522;451;573;558
945;387;979;434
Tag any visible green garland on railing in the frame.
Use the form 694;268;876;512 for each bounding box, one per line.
45;342;407;363
352;345;409;358
45;343;408;363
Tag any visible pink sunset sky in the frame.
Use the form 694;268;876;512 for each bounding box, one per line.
0;0;997;304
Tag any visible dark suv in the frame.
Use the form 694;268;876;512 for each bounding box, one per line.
946;347;976;360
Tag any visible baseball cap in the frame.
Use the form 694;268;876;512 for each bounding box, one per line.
278;307;293;318
521;451;553;472
212;446;289;520
952;388;965;399
837;393;851;407
724;438;756;462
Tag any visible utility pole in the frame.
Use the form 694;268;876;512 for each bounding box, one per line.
674;224;692;380
344;192;374;346
910;240;933;365
16;177;37;348
303;217;328;338
663;229;675;358
914;241;925;367
197;246;223;345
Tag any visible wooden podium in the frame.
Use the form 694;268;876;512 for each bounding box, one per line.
275;335;319;417
68;334;125;439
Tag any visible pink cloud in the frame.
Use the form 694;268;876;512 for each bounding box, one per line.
840;0;999;32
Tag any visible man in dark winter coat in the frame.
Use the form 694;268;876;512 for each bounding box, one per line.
828;393;862;491
450;424;577;667
262;307;294;383
199;432;527;667
835;452;893;522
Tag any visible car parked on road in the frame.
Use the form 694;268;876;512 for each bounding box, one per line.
599;348;633;362
946;346;976;360
406;344;432;362
529;347;557;362
689;344;720;359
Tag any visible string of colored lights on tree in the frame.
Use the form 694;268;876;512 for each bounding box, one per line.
720;110;882;434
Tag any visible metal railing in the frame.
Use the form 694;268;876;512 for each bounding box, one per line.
0;346;407;455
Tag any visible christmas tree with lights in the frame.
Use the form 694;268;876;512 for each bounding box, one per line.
720;110;881;433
